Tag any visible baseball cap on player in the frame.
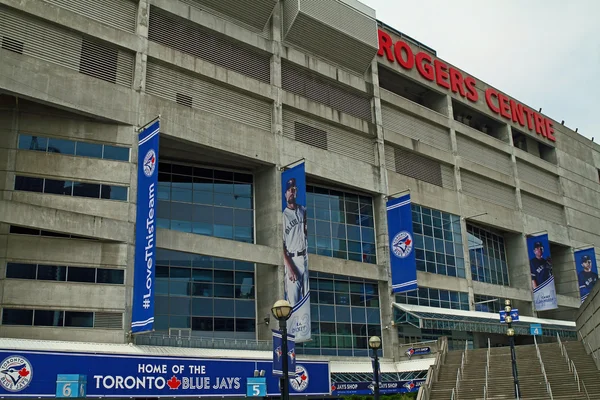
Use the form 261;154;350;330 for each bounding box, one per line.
286;178;297;191
582;255;592;263
534;241;543;249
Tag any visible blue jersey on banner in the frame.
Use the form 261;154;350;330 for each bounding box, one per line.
281;162;311;342
527;234;557;311
131;119;160;333
0;349;330;397
575;248;598;304
386;194;417;293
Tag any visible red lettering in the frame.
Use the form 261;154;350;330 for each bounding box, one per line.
449;68;465;97
394;41;414;69
534;113;547;137
415;52;434;81
545;119;556;142
434;60;450;89
377;29;394;62
509;99;525;127
464;77;478;102
485;88;500;113
523;107;535;130
497;93;511;119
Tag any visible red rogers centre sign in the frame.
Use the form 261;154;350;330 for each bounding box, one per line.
377;29;556;142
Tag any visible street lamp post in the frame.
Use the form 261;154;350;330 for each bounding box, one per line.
272;300;293;400
369;336;382;400
504;299;521;399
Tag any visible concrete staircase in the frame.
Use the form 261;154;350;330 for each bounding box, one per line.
429;341;599;400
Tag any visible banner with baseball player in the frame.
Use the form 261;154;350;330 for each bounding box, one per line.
131;118;160;334
527;234;558;311
386;194;417;293
281;162;311;342
574;248;598;304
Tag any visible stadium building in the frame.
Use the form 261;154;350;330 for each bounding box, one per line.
0;0;598;397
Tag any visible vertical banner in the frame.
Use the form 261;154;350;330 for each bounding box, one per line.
575;248;598;304
281;162;311;342
272;330;296;377
131;119;160;333
527;234;558;311
386;194;417;293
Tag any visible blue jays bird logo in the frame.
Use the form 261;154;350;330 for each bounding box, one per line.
392;231;413;259
0;356;32;392
403;381;416;391
405;348;415;359
143;149;156;178
274;346;282;361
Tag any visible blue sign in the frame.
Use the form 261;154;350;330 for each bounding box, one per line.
530;323;543;336
131;118;160;333
386;194;417;293
0;349;330;397
246;377;266;397
527;234;558;311
499;309;519;323
272;329;296;377
56;374;86;398
281;162;311;342
575;248;598;304
332;380;425;395
405;346;431;359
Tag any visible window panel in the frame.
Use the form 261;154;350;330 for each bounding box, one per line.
67;267;96;283
75;142;103;158
15;176;44;192
34;310;64;327
2;308;33;325
102;145;129;161
96;269;124;284
6;263;36;279
64;311;93;327
101;185;128;201
37;265;67;281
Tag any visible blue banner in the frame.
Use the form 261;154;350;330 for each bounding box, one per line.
272;329;296;377
281;162;310;342
131;119;160;333
386;194;417;293
527;234;558;311
575;248;598;304
0;349;330;397
331;380;425;395
405;346;431;359
499;309;519;323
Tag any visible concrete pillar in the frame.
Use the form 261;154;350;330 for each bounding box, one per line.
255;2;284;341
369;57;398;359
134;0;149;93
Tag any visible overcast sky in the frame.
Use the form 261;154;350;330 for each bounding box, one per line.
361;0;600;142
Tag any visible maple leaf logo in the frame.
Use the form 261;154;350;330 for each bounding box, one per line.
18;367;30;378
404;238;411;246
167;376;181;390
301;374;307;381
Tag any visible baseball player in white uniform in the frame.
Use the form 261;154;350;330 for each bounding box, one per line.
283;177;309;307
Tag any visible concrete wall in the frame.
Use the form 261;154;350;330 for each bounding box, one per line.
576;277;600;369
0;0;597;356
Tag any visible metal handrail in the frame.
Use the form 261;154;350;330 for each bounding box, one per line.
534;336;553;400
483;338;490;400
417;336;448;400
451;387;456;400
578;331;597;360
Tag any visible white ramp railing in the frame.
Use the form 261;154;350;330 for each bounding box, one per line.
533;336;553;400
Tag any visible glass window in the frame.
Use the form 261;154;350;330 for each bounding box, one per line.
412;205;465;277
47;138;75;155
64;311;93;327
3;308;34;325
159;163;254;243
468;224;510;286
154;249;256;339
15;176;43;192
18;135;47;151
396;288;469;311
34;310;64;326
37;265;67;281
295;272;380;357
306;186;376;264
96;269;124;284
6;263;36;279
67;267;96;283
73;182;100;198
102;145;130;161
75;142;102;158
44;179;72;195
100;185;128;201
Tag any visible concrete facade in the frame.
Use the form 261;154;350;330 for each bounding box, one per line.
0;0;598;358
